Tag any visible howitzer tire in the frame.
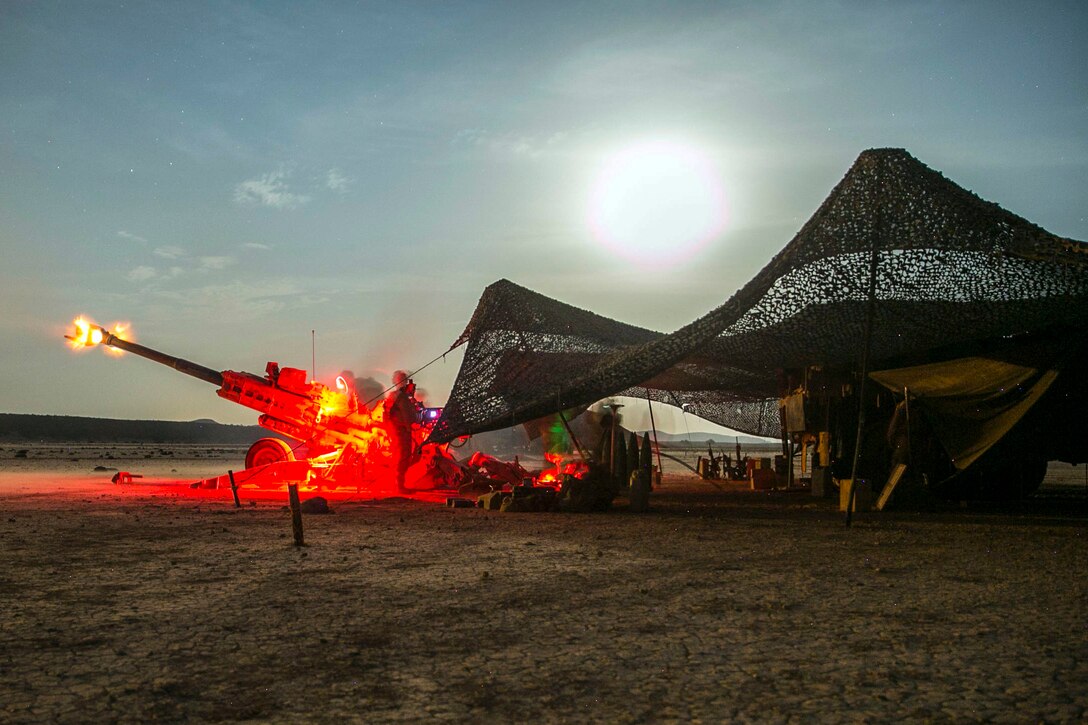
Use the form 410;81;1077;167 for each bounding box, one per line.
246;438;295;469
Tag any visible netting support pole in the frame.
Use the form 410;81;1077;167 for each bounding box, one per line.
904;386;912;469
646;392;664;485
845;241;881;527
558;409;588;464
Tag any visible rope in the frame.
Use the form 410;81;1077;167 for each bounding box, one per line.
362;347;460;408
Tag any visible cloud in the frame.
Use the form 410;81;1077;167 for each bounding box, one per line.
124;255;229;286
452;129;568;160
242;242;272;251
233;170;310;209
145;279;315;321
199;256;235;270
127;266;157;282
153;245;186;259
117;230;148;244
326;168;351;193
164;120;251;163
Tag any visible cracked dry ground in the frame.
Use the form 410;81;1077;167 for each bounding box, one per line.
1;483;1086;723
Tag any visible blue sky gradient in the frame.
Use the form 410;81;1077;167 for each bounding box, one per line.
1;1;1085;425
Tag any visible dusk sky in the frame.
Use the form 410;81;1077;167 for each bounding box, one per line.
1;1;1085;428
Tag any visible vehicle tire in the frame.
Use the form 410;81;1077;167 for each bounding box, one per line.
245;437;295;469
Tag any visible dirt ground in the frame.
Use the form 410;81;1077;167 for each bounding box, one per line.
1;444;1086;723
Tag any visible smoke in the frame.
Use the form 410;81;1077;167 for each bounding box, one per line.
335;369;386;406
354;375;385;405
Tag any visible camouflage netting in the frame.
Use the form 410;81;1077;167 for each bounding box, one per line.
428;148;1088;443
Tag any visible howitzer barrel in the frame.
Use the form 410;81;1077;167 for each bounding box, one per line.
97;328;224;387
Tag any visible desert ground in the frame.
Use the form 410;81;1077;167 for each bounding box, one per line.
1;443;1086;723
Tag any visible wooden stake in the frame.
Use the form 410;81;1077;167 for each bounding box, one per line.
288;483;305;546
876;463;907;511
228;469;241;508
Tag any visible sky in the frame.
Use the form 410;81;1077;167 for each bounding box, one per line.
1;1;1085;431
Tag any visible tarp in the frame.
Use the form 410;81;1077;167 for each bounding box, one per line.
870;338;1073;470
429;148;1088;444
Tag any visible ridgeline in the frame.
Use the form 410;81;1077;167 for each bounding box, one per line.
0;413;267;444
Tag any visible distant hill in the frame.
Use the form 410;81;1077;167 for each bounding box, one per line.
0;413;776;449
0;413;268;444
643;431;775;446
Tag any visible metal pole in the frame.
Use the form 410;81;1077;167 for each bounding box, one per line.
558;409;588;463
645;393;664;484
787;441;794;490
610;415;616;478
605;403;624;479
779;403;791;489
845;241;881;527
903;386;912;468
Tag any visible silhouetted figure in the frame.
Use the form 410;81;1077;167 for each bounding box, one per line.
384;370;416;493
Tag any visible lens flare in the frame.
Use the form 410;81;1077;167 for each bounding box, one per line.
588;140;727;267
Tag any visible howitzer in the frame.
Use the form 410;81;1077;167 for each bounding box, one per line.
66;319;449;490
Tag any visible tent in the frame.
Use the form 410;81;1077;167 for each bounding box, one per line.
429;149;1088;473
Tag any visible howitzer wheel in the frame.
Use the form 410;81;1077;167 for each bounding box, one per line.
246;438;295;469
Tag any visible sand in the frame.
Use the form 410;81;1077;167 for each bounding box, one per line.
1;443;1086;723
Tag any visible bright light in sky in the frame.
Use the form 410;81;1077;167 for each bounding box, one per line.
588;140;727;267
